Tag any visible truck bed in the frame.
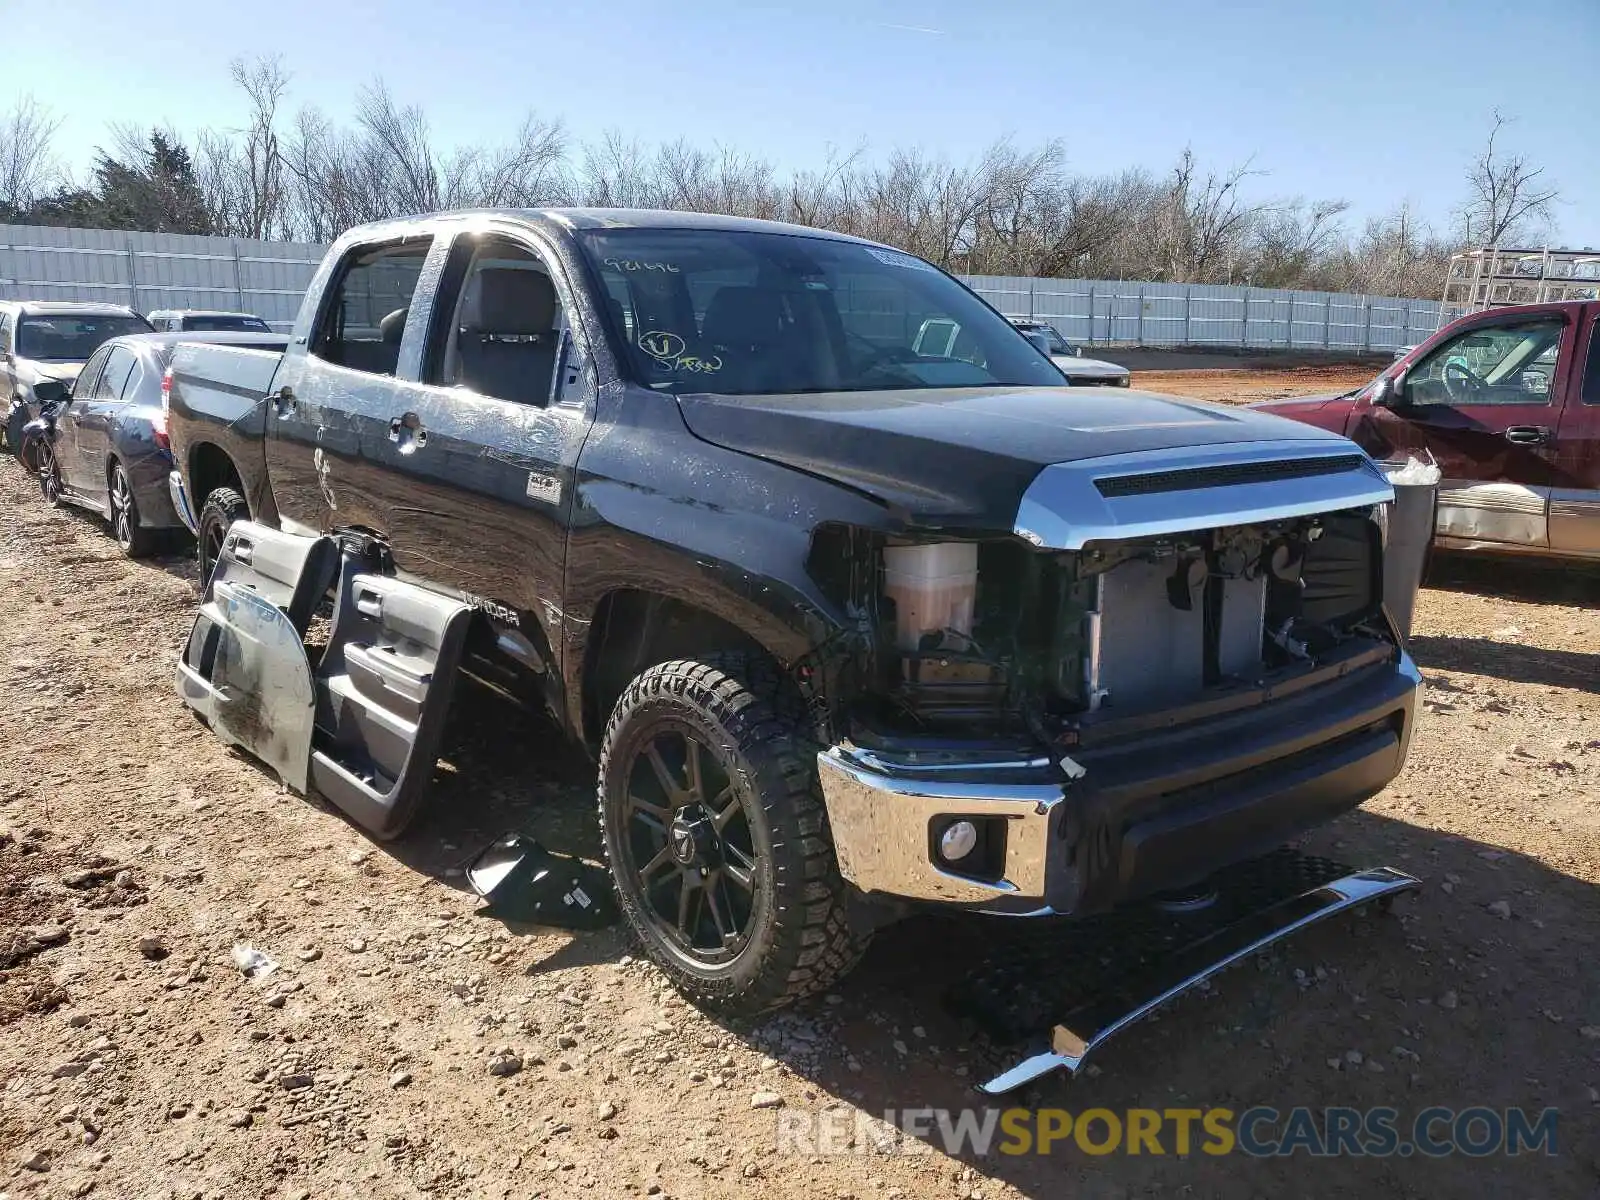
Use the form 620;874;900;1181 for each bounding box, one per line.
166;340;284;517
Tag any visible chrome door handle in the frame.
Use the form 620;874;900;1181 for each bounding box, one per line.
388;412;427;451
1504;426;1550;446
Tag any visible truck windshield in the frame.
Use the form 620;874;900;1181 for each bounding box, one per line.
578;228;1064;395
17;314;152;361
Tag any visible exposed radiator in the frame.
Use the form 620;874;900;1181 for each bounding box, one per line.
1085;558;1266;713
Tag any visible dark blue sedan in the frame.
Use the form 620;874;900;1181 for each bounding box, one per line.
38;331;286;556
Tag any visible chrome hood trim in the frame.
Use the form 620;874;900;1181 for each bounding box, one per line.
1015;439;1393;550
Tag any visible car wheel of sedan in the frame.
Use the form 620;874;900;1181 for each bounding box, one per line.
598;654;868;1016
38;443;63;508
108;461;157;558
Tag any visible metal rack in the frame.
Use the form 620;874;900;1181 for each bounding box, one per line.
1442;247;1600;312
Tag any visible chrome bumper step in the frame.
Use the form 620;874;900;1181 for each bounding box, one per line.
961;854;1420;1095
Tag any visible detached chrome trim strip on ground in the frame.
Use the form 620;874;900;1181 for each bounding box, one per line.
1016;440;1393;550
977;866;1422;1095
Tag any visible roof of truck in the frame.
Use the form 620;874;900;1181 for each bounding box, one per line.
338;207;879;247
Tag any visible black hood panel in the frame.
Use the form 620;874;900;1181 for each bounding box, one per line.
675;386;1351;526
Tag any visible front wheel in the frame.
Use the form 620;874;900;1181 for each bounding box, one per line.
37;442;63;507
598;656;867;1016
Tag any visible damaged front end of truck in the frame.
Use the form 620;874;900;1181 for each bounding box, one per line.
795;437;1422;1083
807;438;1418;914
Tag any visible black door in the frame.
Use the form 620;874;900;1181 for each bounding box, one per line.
264;233;436;536
356;227;597;701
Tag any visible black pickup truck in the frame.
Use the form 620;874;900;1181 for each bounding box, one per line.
166;209;1420;1054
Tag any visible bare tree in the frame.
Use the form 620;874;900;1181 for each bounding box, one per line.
579;129;660;209
0;96;62;217
1152;149;1269;282
1246;197;1351;288
228;55;289;239
1335;203;1455;299
1459;110;1559;248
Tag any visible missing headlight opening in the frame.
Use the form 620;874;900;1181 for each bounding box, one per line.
815;509;1387;744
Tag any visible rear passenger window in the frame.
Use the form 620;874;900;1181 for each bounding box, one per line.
93;347;138;400
313;240;431;376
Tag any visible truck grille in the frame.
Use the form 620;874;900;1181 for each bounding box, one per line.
1094;455;1366;498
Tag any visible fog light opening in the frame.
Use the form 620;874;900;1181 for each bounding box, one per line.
939;820;980;863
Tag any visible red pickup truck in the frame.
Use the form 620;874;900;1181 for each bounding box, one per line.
1257;301;1600;563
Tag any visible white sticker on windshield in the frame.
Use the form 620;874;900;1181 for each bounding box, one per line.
866;247;938;273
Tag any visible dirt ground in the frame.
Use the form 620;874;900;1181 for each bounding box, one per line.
1;366;1597;1199
1133;361;1379;404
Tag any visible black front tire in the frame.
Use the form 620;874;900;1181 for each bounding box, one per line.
598;655;867;1016
108;461;158;558
197;485;247;586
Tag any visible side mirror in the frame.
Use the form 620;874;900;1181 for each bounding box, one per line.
1371;372;1407;408
1023;331;1052;357
32;379;69;405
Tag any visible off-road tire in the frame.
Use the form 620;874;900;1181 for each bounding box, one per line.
109;461;159;559
197;486;247;586
598;655;868;1016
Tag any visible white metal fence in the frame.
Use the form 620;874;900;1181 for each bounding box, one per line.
961;275;1457;352
0;222;1457;351
0;223;323;331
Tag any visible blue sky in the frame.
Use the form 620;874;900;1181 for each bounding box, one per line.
7;0;1597;243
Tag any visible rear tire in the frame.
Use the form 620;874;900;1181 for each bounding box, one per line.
598;654;867;1016
109;461;157;558
197;485;247;586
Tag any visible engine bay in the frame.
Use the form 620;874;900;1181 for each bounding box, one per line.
809;508;1392;747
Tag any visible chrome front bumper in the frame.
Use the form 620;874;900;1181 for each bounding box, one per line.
816;653;1421;915
816;745;1066;911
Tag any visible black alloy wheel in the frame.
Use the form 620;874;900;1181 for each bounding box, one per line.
622;725;762;965
598;655;867;1016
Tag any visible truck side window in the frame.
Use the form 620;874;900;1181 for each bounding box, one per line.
1404;319;1563;406
312;240;431;377
430;236;565;407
